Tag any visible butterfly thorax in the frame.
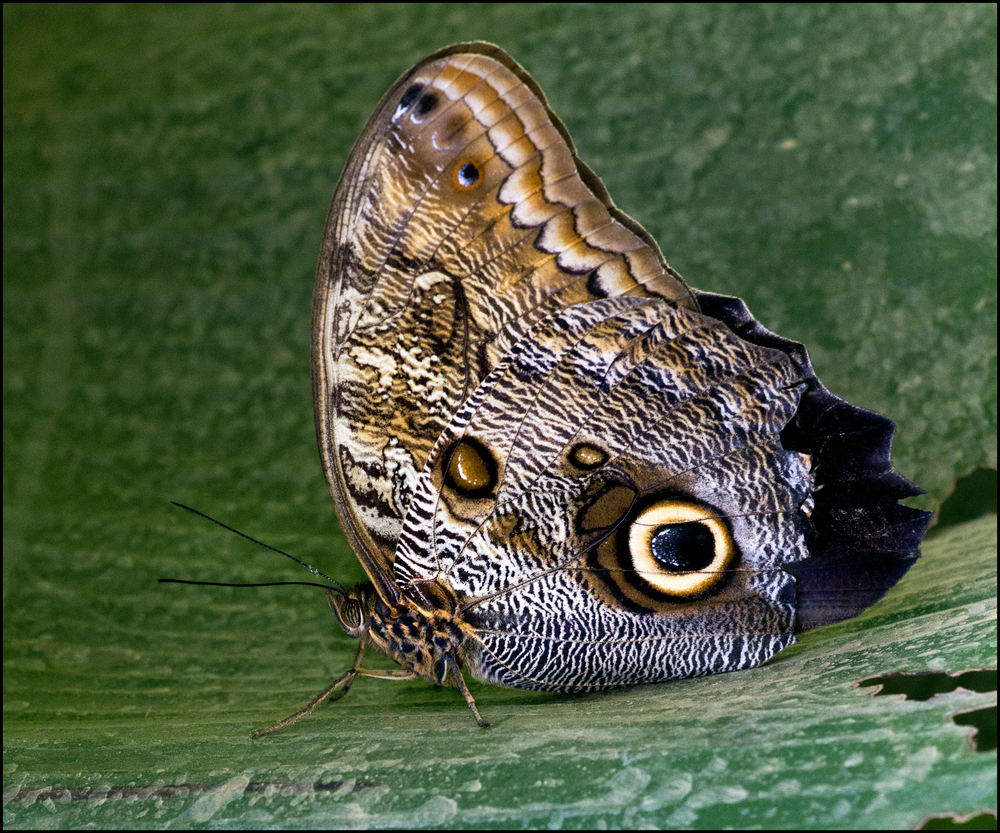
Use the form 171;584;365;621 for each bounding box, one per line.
364;597;466;684
328;579;471;684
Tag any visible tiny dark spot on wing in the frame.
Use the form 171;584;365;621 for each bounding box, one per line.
418;92;439;115
456;161;480;188
399;83;423;110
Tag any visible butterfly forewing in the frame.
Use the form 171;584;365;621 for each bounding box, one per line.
313;44;696;588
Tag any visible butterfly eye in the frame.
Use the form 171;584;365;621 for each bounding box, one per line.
328;592;367;636
628;501;736;597
341;599;363;628
453;160;480;189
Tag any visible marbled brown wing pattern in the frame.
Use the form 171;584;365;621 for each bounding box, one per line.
313;44;696;594
393;295;814;689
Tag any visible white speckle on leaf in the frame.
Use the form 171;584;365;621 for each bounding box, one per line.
605;765;651;804
903;746;940;781
188;775;250;824
666;806;698;827
409;795;458;825
703;755;728;776
687;784;750;809
534;778;564;788
873;747;940;796
774;779;802;797
640;773;693;810
832;799;852;820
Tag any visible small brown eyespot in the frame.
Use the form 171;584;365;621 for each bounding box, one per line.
569;442;608;470
444;437;497;497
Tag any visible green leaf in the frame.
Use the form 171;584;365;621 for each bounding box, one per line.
4;4;996;829
3;519;995;828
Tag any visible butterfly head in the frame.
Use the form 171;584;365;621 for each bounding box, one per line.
326;583;377;639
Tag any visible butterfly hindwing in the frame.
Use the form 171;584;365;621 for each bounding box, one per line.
393;295;815;690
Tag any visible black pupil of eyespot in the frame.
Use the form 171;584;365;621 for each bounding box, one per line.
417;92;438;114
458;162;478;186
649;522;715;572
399;84;423;110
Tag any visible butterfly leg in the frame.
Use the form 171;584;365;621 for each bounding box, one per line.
445;653;490;729
357;667;418;680
250;642;366;739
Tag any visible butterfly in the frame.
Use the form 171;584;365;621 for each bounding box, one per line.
256;42;930;736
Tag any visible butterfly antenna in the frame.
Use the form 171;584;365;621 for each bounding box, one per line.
158;578;339;590
169;501;347;593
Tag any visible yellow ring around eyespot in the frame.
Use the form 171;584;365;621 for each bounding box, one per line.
628;501;735;596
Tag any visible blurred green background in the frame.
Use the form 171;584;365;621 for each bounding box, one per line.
4;4;996;829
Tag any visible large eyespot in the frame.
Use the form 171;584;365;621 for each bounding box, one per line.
444;437;497;497
628;501;736;597
453;159;480;189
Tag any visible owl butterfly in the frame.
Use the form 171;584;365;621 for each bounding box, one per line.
262;42;930;735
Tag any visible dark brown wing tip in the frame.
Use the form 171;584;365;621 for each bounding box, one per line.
694;290;932;632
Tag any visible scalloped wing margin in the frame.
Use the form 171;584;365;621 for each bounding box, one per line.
694;291;932;632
